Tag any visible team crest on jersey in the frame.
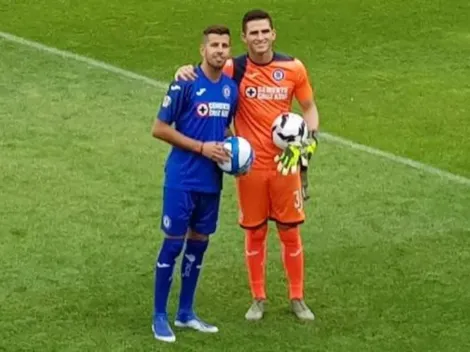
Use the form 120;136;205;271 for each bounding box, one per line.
272;69;285;81
162;95;171;108
245;86;257;98
222;85;231;99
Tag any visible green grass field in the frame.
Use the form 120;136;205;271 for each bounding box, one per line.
1;0;470;351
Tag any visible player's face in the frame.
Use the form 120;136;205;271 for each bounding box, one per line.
242;19;276;55
201;34;231;69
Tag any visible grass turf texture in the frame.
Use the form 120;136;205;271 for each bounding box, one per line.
1;0;470;351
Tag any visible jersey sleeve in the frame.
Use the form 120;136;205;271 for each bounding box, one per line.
293;59;314;102
222;59;234;78
156;81;187;124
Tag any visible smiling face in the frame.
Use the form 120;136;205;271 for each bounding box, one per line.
201;33;231;70
242;18;276;56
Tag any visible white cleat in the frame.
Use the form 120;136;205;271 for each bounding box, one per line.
291;299;315;320
245;299;265;321
175;313;218;333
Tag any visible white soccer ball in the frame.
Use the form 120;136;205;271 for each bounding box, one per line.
271;112;308;150
218;136;254;175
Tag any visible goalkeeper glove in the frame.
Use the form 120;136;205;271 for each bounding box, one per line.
300;130;318;168
274;144;302;175
274;131;319;176
300;131;319;200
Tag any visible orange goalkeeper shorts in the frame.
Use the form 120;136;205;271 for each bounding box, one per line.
235;168;305;228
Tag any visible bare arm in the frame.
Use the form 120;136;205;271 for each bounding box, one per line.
174;65;197;81
152;119;202;153
293;58;319;133
152;119;230;163
299;99;319;133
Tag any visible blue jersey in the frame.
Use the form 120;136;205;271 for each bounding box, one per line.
157;66;239;194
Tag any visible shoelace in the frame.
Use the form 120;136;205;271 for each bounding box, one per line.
293;300;308;310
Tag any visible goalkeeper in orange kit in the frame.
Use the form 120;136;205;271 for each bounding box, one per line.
174;9;319;321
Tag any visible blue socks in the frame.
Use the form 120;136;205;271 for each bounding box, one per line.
153;238;184;315
178;239;209;314
153;237;209;317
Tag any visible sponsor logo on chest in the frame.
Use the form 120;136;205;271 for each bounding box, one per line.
244;86;289;100
196;102;231;118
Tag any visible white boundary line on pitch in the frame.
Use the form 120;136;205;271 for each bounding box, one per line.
1;30;469;187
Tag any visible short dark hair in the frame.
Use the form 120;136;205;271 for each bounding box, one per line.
203;24;231;37
242;9;273;33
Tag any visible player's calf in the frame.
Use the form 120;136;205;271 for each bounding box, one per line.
245;224;268;300
153;236;185;317
177;233;209;315
152;236;185;342
276;225;315;321
277;224;304;300
175;231;217;332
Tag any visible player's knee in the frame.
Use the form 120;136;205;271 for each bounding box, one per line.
187;230;209;242
246;223;268;242
185;237;209;254
277;225;301;246
276;221;299;231
160;236;185;259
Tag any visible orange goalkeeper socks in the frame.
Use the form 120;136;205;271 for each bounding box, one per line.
245;225;268;300
278;226;304;300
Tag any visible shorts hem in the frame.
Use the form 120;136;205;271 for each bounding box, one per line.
238;219;268;230
190;228;216;236
268;217;304;227
161;228;187;237
163;185;221;195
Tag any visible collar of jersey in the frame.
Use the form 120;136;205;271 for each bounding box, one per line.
246;51;277;67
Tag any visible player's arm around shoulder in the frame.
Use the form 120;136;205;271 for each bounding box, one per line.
173;59;234;81
222;58;234;78
172;58;235;80
174;64;197;81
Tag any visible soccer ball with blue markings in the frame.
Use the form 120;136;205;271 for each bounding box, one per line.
271;112;308;150
217;136;254;176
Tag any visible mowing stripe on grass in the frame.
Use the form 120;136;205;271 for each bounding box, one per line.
1;30;469;187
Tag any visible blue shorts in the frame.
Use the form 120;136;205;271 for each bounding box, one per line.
160;187;221;236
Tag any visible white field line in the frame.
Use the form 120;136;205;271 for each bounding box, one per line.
1;31;469;187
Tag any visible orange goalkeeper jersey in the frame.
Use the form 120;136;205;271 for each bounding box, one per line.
223;52;314;170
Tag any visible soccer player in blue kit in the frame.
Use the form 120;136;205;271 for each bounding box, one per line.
150;25;239;343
